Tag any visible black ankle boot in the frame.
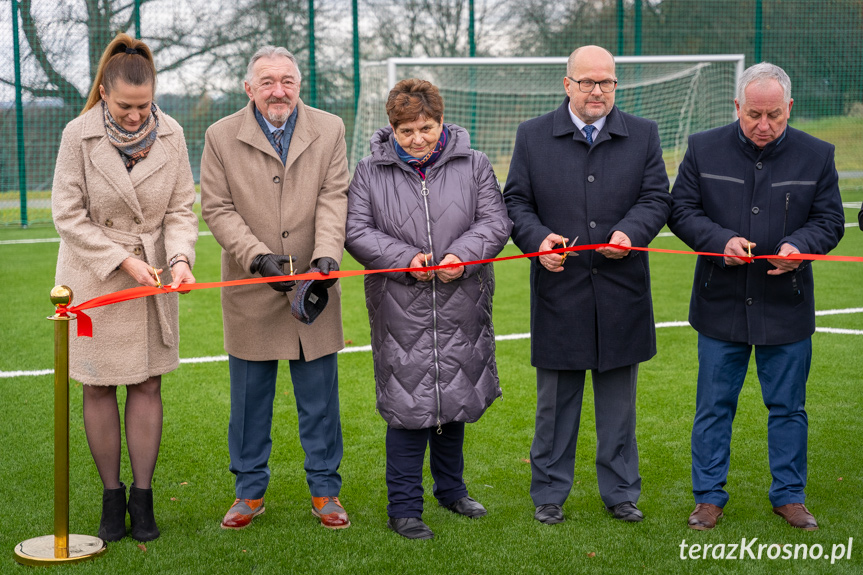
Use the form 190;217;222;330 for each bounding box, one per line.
98;482;127;542
128;484;160;542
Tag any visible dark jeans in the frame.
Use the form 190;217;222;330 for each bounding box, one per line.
692;334;811;508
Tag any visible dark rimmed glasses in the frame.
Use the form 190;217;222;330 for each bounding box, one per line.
566;77;618;93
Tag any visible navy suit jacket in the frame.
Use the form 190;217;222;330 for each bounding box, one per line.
504;99;671;371
668;122;844;345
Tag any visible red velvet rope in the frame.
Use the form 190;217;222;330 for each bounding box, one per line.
62;243;863;338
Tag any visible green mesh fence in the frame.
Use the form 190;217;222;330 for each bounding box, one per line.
3;0;862;227
351;56;743;179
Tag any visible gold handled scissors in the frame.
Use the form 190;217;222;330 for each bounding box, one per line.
559;235;579;265
747;242;753;259
424;253;433;277
151;266;162;288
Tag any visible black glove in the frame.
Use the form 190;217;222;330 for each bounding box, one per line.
315;257;339;289
251;254;296;292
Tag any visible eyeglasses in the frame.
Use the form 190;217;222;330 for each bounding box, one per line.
566;77;618;93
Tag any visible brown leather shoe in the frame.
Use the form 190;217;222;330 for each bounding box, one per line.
312;496;350;529
773;503;818;530
221;498;265;529
688;503;723;530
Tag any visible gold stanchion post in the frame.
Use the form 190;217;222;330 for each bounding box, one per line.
14;286;107;565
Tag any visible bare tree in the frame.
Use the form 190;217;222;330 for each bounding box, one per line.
2;0;259;108
504;0;615;57
360;0;506;59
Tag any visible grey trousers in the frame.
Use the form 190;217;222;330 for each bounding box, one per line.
530;364;641;508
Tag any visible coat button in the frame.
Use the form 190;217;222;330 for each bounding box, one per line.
134;216;142;224
587;175;595;182
282;231;289;238
751;206;760;214
746;297;753;306
589;221;597;229
756;162;763;169
591;268;598;275
273;176;281;183
105;219;113;227
133;247;142;256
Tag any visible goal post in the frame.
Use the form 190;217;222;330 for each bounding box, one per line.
350;55;745;180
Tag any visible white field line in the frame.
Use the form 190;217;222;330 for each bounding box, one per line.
7;222;863;246
0;231;214;246
3;311;860;379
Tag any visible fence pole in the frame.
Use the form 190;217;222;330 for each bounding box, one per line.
634;0;642;56
468;0;476;57
14;287;107;566
11;0;28;228
134;0;141;39
469;0;477;138
616;0;624;55
352;0;360;114
308;0;317;107
754;0;763;63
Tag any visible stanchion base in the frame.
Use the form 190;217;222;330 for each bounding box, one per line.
14;534;106;566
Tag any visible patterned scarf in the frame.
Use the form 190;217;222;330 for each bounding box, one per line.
395;125;449;179
103;101;159;172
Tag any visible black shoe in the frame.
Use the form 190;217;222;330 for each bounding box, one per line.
387;517;434;540
607;501;643;522
98;482;127;542
534;504;564;525
442;496;487;518
128;484;160;542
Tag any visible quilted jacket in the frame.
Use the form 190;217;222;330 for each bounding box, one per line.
346;124;513;429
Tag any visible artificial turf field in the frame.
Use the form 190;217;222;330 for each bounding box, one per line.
0;191;861;574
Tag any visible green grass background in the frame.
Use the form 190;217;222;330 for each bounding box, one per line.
0;189;861;574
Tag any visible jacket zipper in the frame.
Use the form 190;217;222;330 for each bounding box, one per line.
420;177;443;434
783;192;790;236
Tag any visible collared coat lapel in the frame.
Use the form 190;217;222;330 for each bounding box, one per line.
284;103;319;173
82;107;144;221
130;116;172;188
237;103;282;161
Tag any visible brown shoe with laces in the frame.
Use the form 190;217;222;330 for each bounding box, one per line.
688;503;723;530
312;496;350;529
221;497;265;529
773;503;818;530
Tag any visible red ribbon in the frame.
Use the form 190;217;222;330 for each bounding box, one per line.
62;243;863;338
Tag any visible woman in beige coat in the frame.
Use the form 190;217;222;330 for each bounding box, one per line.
52;33;197;543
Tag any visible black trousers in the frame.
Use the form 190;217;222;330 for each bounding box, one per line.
386;422;468;518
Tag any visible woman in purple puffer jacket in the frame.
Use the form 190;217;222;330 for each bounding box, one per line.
346;78;512;540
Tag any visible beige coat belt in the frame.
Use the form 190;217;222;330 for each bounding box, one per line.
98;225;175;348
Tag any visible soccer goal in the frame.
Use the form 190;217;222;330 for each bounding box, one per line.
350;55;745;180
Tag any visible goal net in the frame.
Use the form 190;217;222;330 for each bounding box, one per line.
350;55;745;180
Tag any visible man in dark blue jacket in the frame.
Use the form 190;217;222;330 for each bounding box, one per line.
668;62;844;531
505;45;670;525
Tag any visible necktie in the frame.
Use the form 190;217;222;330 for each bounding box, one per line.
273;129;284;156
583;124;595;145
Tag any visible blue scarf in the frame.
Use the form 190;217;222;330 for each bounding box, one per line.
395;126;449;179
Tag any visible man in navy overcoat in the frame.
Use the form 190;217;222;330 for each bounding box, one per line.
504;45;671;525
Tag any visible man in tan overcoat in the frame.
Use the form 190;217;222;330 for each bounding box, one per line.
201;46;350;530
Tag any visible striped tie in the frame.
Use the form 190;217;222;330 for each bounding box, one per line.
583;124;595;145
273;129;284;156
